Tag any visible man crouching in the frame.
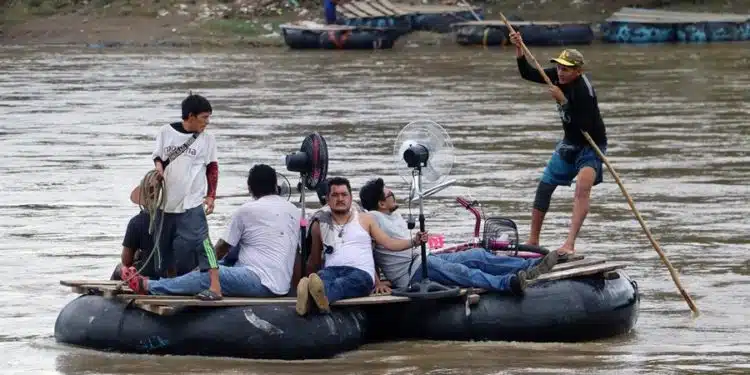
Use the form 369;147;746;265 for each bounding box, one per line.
296;177;426;316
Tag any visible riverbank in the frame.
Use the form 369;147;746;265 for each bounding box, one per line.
1;0;749;47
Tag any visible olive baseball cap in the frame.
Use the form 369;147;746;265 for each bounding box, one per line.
550;49;585;67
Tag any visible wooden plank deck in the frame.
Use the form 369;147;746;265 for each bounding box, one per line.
60;255;629;316
607;7;750;23
452;20;592;27
338;0;481;19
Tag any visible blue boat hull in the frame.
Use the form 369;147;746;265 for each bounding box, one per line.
453;23;594;47
602;20;750;43
281;27;401;50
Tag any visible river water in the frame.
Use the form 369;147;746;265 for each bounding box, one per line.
1;42;748;374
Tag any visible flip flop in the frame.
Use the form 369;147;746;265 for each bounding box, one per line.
196;289;223;301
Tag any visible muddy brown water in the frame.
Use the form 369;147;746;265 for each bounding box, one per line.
0;42;748;374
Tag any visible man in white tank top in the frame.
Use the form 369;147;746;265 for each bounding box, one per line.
359;178;561;296
296;177;428;316
122;164;301;298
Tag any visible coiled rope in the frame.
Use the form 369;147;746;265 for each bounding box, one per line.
116;169;166;290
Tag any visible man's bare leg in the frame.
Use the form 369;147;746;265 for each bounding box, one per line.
208;268;222;296
558;167;595;255
526;208;546;246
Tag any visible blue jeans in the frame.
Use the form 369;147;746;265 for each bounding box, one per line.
147;266;277;297
542;139;606;187
317;266;374;303
410;248;539;292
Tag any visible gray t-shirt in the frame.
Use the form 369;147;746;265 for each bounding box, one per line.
370;210;420;289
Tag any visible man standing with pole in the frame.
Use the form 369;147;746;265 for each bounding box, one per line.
509;31;607;256
502;15;698;315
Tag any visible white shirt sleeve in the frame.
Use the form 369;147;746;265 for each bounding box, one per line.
151;126;165;160
222;209;245;247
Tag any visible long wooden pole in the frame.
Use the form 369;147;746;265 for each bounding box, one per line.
498;13;699;316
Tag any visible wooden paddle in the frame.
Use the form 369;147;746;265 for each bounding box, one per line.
498;13;700;316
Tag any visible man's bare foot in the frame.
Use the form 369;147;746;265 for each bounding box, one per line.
525;238;539;246
556;243;575;255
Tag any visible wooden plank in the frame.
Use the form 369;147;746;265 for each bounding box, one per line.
337;7;359;19
366;0;399;16
452;20;591;27
350;2;386;17
397;4;479;14
549;257;606;272
375;0;407;14
532;261;631;283
133;302;179;316
340;3;370;18
614;7;749;20
61;280;121;287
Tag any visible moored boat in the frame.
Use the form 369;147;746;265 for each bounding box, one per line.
280;21;402;50
601;7;750;43
336;0;483;34
451;20;594;47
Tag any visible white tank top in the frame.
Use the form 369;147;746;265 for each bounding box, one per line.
322;210;376;283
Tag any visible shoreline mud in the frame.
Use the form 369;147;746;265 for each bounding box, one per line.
1;0;749;48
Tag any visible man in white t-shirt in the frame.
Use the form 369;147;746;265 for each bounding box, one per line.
128;94;222;300
122;164;301;298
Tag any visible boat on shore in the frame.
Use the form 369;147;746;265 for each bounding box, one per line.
280;21;403;50
601;7;750;43
451;20;594;47
335;0;483;34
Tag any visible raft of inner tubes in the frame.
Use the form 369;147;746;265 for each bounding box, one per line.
280;24;403;50
451;22;595;47
54;268;639;359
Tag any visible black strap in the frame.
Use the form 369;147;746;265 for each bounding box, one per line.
162;132;199;169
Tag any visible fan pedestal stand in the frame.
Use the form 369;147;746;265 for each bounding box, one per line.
391;158;462;300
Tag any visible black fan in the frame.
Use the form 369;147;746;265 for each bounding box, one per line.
285;132;329;280
285;132;329;191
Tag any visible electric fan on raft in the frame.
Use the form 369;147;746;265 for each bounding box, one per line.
284;132;329;277
390;120;462;300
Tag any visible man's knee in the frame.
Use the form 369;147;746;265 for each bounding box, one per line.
574;167;596;197
533;182;557;212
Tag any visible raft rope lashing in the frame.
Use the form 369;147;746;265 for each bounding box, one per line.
116;169;167;290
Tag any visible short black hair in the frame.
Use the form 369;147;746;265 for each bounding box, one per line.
359;178;385;211
247;164;277;198
182;94;212;120
316;178;332;205
327;177;351;196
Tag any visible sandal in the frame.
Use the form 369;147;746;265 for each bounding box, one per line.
196;289;223;301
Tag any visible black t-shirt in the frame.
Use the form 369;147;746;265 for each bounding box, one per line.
516;56;608;147
122;210;157;276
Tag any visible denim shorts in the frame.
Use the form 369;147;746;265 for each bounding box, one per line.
541;139;606;187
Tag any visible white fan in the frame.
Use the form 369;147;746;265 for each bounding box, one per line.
390;120;461;300
276;172;292;200
393;120;457;203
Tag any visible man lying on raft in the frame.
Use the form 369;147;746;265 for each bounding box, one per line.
358;178;560;296
122;164;302;299
295;177;427;316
